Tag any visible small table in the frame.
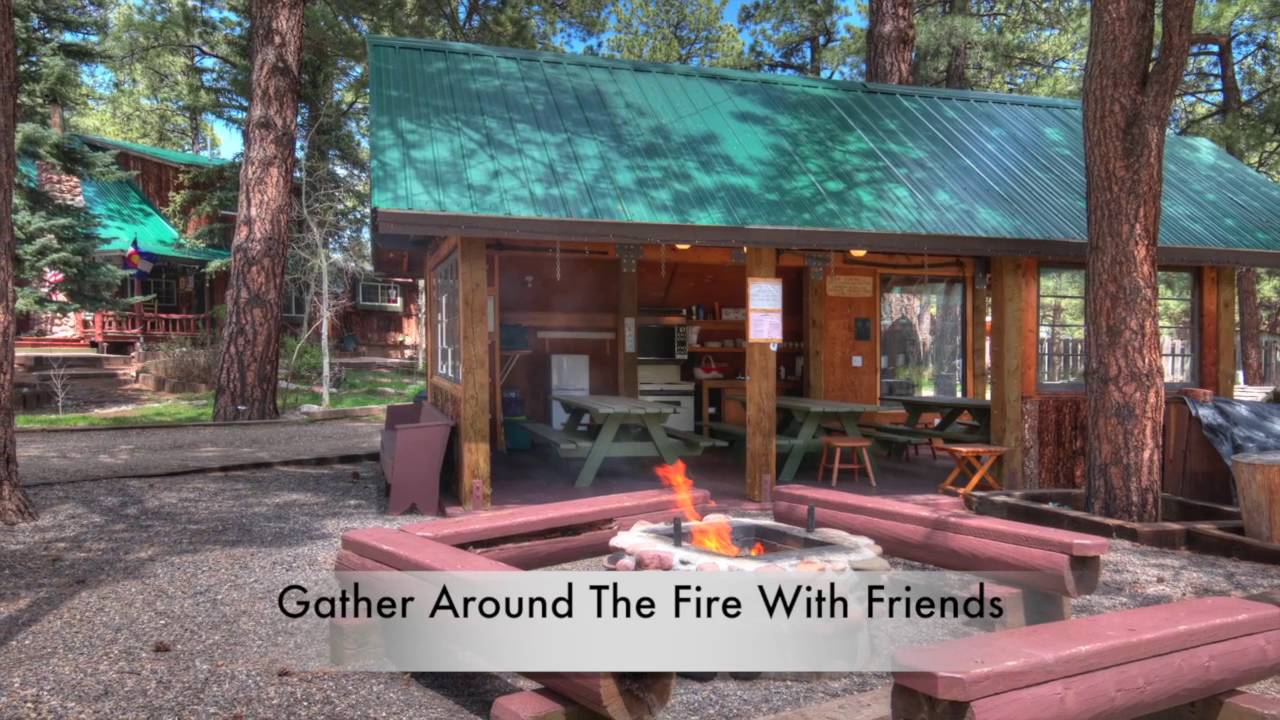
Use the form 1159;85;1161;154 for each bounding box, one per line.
938;443;1007;495
879;395;993;442
549;395;723;487
724;395;882;483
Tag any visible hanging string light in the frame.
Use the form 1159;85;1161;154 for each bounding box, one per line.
660;242;667;278
555;239;562;282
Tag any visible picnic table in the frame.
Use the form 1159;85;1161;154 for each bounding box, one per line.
711;395;882;483
873;395;993;443
524;395;725;487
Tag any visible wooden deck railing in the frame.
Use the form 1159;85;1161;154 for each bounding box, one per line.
83;311;213;339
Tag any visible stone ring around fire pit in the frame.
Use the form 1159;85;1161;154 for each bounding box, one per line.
606;514;890;572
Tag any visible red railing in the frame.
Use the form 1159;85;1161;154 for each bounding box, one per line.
83;311;213;339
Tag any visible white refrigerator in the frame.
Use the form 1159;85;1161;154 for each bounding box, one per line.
550;354;590;429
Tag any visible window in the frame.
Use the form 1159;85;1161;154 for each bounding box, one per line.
879;275;966;398
1159;271;1197;384
1037;267;1086;386
434;253;461;382
283;286;307;318
143;278;178;308
358;281;402;310
1037;267;1197;387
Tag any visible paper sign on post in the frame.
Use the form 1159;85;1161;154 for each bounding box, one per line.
747;277;784;343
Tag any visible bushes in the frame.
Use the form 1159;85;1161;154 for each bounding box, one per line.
145;336;220;386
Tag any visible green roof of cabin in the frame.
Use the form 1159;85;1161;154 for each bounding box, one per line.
367;36;1280;262
76;134;230;168
17;154;230;262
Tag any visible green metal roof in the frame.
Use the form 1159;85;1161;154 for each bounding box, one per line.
367;36;1280;262
76;134;230;168
83;176;229;261
20;154;228;261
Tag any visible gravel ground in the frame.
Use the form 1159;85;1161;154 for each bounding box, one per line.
1;466;1277;719
16;419;380;486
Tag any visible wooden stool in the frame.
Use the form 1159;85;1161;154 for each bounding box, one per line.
818;437;876;488
938;443;1006;495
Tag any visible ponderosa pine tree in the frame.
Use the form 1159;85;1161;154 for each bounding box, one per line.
866;0;915;83
0;0;34;526
737;0;857;78
1082;0;1195;522
212;0;304;421
3;0;130;524
606;0;745;66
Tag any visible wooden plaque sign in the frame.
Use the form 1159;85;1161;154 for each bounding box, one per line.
747;276;784;343
827;274;873;298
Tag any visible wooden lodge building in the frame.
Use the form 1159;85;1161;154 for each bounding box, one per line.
366;37;1280;510
22;134;422;357
18;134;233;351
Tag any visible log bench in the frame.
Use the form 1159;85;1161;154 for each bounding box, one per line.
772;485;1108;622
336;489;701;719
890;594;1280;720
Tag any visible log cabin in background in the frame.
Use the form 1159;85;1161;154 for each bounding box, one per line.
19;133;422;358
17;135;233;353
366;37;1280;510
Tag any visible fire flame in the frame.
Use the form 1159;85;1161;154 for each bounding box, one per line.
656;460;762;558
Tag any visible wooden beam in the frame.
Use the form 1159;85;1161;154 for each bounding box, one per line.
803;270;825;399
459;238;492;510
990;257;1029;488
1217;266;1237;398
745;247;778;502
617;263;638;397
1199;266;1219;394
971;269;988;400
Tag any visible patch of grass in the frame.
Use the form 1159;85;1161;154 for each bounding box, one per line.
17;367;428;428
17;401;214;428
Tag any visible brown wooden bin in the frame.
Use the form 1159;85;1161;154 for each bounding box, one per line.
381;402;454;515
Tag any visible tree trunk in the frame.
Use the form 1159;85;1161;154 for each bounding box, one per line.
866;0;915;84
1240;267;1263;384
944;0;969;89
212;0;304;422
0;0;36;525
319;253;331;408
1082;0;1194;523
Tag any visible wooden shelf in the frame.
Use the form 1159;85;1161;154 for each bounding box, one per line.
692;319;744;329
690;346;805;353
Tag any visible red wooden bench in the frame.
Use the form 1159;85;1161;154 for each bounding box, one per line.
891;594;1280;720
336;489;705;719
772;485;1109;623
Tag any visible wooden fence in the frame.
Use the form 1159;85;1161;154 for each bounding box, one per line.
1038;337;1195;384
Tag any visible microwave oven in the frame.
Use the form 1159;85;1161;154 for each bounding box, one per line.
636;324;688;360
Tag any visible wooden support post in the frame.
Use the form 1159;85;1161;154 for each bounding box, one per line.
803;270;825;400
990;257;1030;488
617;263;638;398
971;274;988;400
1217;266;1238;398
746;247;778;502
491;253;506;452
459;238;492;510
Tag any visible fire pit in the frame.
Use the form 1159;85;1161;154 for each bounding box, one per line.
607;460;888;571
607;514;889;572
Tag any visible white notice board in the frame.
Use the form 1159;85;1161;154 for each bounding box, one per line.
747;277;784;343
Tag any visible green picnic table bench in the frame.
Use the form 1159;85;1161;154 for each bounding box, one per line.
708;396;883;483
523;395;726;487
876;394;993;446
